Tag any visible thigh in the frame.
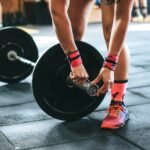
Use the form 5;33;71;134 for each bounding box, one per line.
50;0;69;12
101;1;114;46
115;0;134;18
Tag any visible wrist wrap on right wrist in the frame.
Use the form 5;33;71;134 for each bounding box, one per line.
67;50;82;68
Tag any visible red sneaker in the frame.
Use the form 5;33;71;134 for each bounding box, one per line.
101;101;129;129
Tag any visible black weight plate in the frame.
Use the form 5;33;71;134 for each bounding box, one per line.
32;41;106;121
0;27;38;83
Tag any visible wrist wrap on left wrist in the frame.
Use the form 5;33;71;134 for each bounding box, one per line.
103;55;118;71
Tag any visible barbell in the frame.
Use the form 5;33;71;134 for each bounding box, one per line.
0;27;38;83
0;27;106;121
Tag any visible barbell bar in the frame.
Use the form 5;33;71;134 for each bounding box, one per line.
7;48;99;97
0;27;38;83
7;50;36;67
32;40;106;121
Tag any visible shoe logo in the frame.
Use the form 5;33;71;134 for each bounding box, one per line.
112;92;119;99
112;92;125;100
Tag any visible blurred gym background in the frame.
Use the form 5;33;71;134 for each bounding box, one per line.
0;0;150;28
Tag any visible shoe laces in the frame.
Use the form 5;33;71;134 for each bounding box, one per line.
107;104;124;117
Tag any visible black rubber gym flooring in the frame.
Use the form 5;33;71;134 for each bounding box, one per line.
0;23;150;150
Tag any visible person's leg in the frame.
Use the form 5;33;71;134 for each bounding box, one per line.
68;0;94;40
101;2;130;86
140;0;148;19
140;0;148;8
100;0;132;129
134;0;142;16
132;0;143;22
101;2;114;47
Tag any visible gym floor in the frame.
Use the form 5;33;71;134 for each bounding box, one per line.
0;22;150;150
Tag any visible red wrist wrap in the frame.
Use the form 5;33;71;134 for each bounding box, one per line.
68;50;82;67
103;55;118;71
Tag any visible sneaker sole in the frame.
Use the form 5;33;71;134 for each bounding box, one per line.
101;114;129;129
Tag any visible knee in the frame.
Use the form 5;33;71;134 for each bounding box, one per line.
50;1;67;20
116;7;131;24
51;7;64;19
70;15;87;40
72;24;85;40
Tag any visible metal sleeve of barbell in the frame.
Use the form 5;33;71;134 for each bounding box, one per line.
16;56;36;67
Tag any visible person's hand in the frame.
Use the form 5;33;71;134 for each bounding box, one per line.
70;64;89;85
92;67;114;96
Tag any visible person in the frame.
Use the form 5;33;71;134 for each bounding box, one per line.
49;0;134;129
93;0;133;129
0;1;3;27
132;0;148;22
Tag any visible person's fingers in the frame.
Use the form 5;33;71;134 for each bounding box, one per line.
91;73;103;85
97;78;113;96
108;81;113;89
70;73;80;80
81;72;88;79
84;73;89;79
73;78;84;84
99;86;108;94
74;79;85;86
72;76;86;81
85;70;89;78
70;72;87;80
96;81;109;96
70;73;86;86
